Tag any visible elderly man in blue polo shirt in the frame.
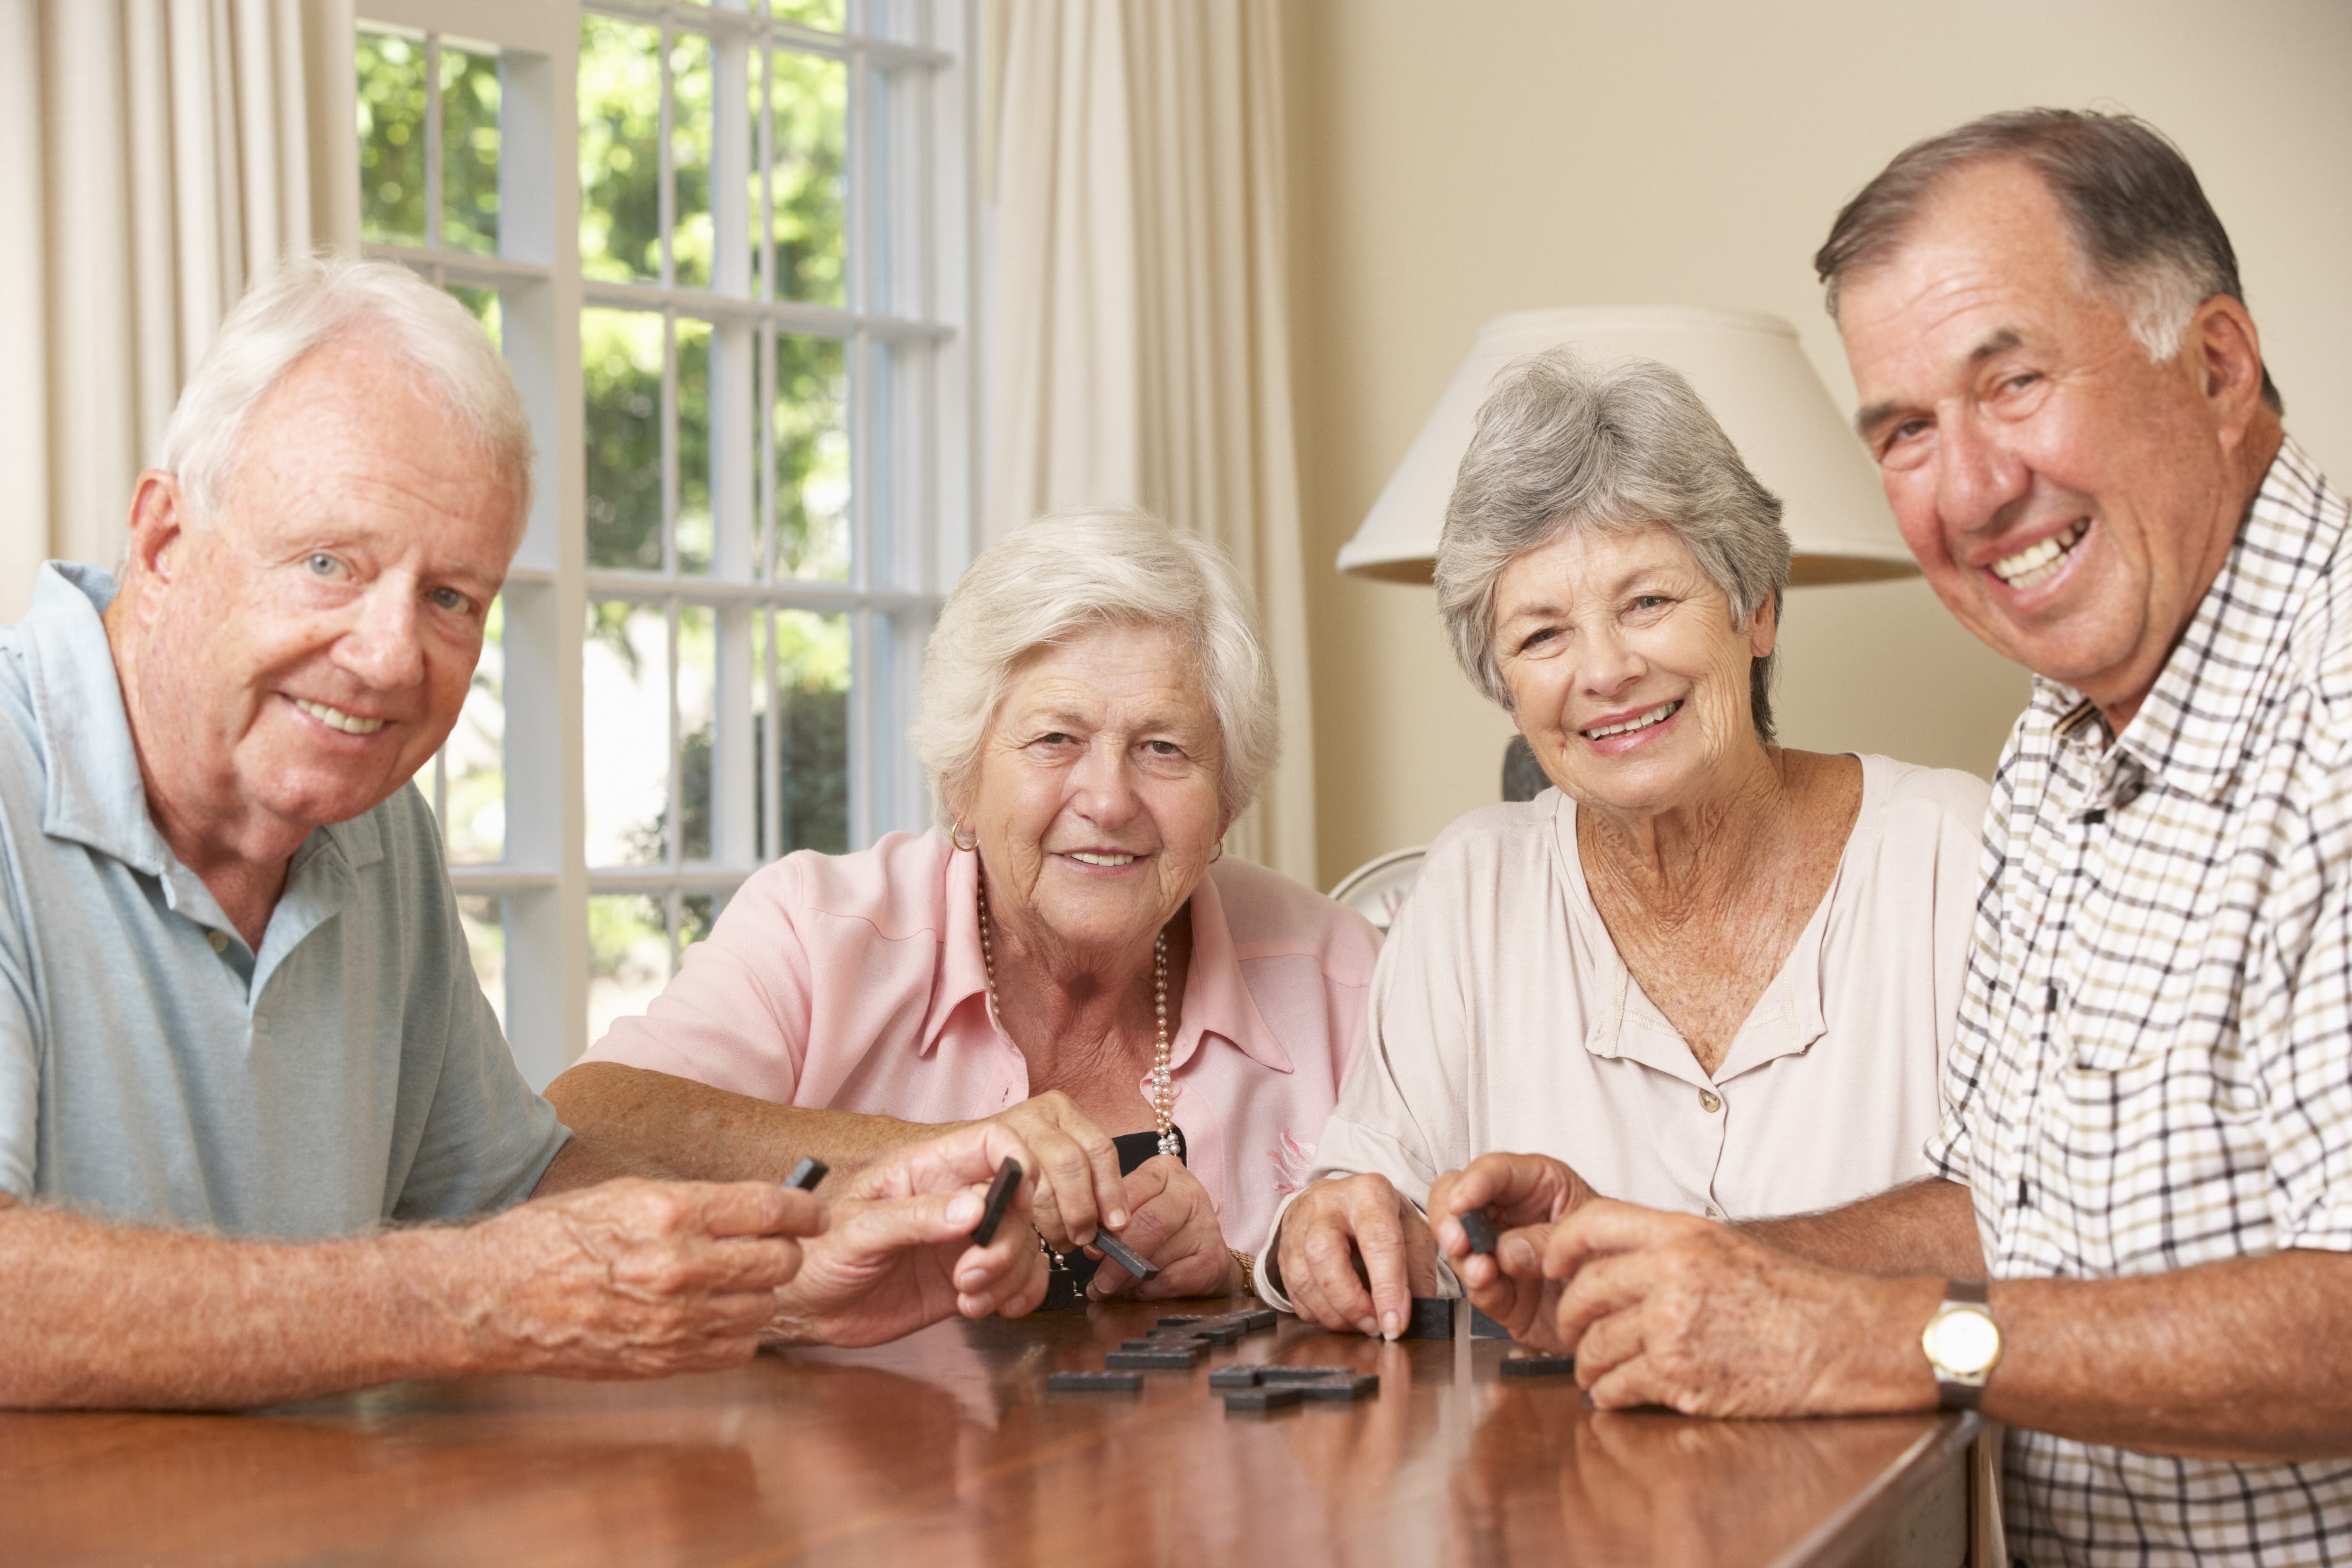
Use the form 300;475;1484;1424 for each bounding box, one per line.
0;257;1046;1409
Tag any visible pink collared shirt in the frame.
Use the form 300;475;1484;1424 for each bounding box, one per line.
580;828;1378;1257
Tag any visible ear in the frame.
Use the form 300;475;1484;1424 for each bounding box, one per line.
117;472;192;622
1745;589;1781;662
2187;294;2269;441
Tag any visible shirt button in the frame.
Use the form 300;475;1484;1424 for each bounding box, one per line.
208;930;229;953
1706;1205;1723;1220
1698;1089;1722;1114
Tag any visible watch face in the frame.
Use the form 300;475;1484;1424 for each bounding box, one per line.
1927;1307;2001;1378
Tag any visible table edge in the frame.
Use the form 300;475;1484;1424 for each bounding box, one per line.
1762;1410;1982;1568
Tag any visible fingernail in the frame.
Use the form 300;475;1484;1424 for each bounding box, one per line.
1106;1209;1128;1229
946;1192;982;1225
1356;1317;1379;1338
1381;1311;1402;1339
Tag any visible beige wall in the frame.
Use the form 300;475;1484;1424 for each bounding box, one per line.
1286;0;2352;890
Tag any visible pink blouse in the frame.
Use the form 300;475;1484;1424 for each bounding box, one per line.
580;829;1379;1257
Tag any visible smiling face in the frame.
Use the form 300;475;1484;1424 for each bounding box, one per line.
1492;524;1772;821
1838;159;2270;722
108;331;519;865
957;622;1227;966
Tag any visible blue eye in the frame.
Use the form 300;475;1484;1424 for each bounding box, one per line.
307;553;343;578
430;586;472;613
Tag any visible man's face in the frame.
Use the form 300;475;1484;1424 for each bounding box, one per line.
1838;160;2250;717
119;334;518;853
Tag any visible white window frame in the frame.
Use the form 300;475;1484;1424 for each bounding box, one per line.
353;0;979;1086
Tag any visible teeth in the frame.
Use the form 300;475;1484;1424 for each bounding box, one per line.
1991;522;2087;588
295;698;385;735
1584;701;1680;740
1070;851;1136;866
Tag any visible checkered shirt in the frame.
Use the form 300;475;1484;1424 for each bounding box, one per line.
1928;440;2352;1566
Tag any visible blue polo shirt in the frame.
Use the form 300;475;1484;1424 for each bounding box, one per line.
0;563;565;1237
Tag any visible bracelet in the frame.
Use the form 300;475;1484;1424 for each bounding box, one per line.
1229;1248;1257;1298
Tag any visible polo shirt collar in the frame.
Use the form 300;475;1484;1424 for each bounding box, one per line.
2095;438;2340;803
917;841;1293;1075
21;564;173;877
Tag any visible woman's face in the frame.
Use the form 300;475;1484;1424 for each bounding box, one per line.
1491;525;1772;820
959;622;1227;961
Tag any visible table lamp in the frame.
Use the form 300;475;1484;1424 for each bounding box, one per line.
1336;306;1915;584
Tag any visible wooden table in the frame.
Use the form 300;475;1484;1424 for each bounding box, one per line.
2;1298;1977;1566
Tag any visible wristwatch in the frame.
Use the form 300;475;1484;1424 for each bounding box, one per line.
1920;1278;2002;1409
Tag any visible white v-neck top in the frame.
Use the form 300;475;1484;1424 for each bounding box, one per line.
1257;753;1988;1296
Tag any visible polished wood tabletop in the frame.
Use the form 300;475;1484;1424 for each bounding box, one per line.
1;1297;1975;1566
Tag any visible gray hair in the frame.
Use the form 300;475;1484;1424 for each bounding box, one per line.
911;507;1280;827
1436;350;1791;742
159;252;537;531
1814;108;2282;414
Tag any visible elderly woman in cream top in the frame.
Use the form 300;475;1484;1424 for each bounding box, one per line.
1262;350;1988;1340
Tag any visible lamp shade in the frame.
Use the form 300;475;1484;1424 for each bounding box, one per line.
1337;306;1916;585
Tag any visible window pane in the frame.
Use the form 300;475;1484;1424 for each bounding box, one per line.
670;31;714;290
773;334;849;580
448;284;501;350
457;894;507;1036
681;894;719;947
771;0;845;31
441;42;501;257
439;594;506;864
579;16;662;283
769;610;849;854
765;50;847;305
583;308;664;570
357;30;427;246
678;605;716;862
584;601;672;866
588;893;670;1049
676;317;713;573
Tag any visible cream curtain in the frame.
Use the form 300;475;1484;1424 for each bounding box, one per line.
0;0;358;621
988;0;1318;888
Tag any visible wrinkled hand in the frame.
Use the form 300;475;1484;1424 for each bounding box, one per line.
1274;1173;1437;1339
1084;1155;1238;1300
469;1176;819;1379
1428;1152;1598;1350
767;1121;1051;1348
950;1091;1127;1253
1547;1200;1941;1417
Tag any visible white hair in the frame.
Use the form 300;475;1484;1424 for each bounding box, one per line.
911;507;1279;828
158;253;535;530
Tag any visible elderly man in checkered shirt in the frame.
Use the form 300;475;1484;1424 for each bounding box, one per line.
1424;110;2352;1564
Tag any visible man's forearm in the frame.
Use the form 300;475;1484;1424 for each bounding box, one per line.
0;1201;480;1409
1741;1177;1986;1277
542;1062;939;1186
1978;1249;2352;1461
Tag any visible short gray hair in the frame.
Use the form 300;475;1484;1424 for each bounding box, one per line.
1436;350;1791;742
1814;108;2282;414
160;253;536;531
912;507;1279;827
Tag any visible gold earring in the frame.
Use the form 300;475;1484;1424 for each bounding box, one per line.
1209;839;1225;864
951;820;979;852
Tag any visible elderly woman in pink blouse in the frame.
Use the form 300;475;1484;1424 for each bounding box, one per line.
547;508;1376;1300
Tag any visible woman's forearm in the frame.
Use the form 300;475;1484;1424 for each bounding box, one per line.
542;1062;937;1184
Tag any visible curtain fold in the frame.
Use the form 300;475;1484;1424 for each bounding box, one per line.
989;0;1318;889
0;0;355;621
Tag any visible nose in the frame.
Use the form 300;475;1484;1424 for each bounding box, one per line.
1934;407;2030;539
1066;736;1143;828
334;579;427;692
1578;623;1647;702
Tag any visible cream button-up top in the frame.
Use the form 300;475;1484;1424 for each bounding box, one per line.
1258;753;1988;1300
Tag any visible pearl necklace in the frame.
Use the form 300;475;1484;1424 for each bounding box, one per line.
977;875;1178;1160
